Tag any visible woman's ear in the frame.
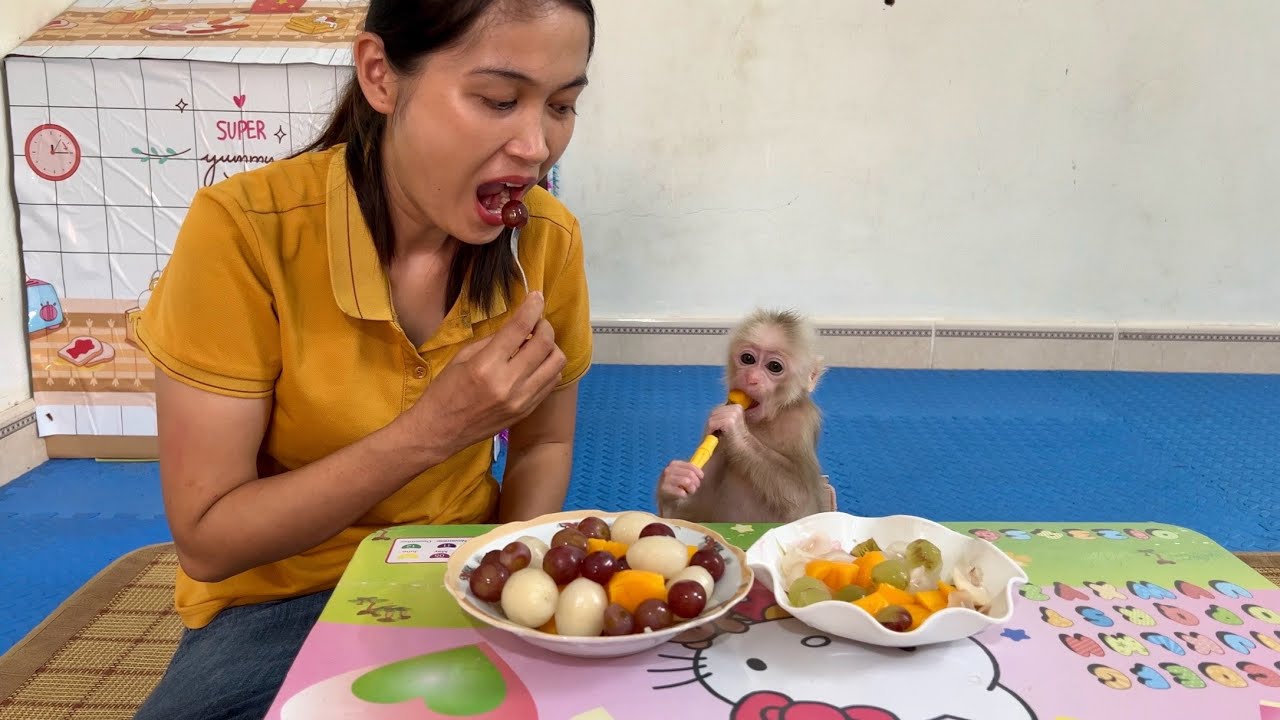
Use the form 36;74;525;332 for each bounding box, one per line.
352;31;397;115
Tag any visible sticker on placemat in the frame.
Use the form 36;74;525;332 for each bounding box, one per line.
385;538;467;564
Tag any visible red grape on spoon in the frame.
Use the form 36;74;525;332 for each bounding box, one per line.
502;199;528;229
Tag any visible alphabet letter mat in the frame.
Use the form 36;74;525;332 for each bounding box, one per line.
266;522;1280;719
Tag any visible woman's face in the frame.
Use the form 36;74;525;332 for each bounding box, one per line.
368;4;591;246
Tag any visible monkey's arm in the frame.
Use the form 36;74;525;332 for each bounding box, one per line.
723;414;823;517
498;381;579;522
723;427;812;480
659;483;716;520
657;454;723;520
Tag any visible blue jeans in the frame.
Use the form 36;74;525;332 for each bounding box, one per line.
133;589;333;720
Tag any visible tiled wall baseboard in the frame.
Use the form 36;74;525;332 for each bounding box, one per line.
591;321;1280;373
0;400;48;485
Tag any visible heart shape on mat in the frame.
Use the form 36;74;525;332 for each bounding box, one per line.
732;690;899;720
351;644;506;715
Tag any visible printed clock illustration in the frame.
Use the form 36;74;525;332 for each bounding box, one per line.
24;123;81;182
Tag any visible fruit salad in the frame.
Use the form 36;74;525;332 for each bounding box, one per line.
776;531;994;633
463;511;731;637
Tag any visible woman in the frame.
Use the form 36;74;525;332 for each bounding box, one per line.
131;1;596;717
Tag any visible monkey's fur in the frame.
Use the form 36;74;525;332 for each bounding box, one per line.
657;308;830;523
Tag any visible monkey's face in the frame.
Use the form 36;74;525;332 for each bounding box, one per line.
728;326;808;423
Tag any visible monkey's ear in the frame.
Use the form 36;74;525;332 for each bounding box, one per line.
808;355;826;392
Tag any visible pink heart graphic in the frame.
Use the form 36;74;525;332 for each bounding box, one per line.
733;691;899;720
233;94;246;108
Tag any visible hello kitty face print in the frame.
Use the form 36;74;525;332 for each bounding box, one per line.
656;584;1037;720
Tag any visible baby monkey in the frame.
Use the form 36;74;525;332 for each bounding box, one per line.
657;308;830;523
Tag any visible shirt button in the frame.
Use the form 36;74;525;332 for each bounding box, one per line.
413;366;426;379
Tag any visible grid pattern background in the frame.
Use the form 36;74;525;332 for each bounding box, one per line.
11;56;350;303
8;26;352;436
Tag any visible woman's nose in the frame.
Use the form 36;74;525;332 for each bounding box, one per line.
508;115;550;165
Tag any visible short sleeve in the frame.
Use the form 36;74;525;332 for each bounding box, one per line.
131;187;281;398
541;216;593;387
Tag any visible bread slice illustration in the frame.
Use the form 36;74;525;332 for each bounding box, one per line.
58;336;115;367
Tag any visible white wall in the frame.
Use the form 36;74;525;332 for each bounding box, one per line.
562;1;1280;326
4;0;1279;378
1;0;71;411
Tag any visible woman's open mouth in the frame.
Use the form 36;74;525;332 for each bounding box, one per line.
475;178;533;226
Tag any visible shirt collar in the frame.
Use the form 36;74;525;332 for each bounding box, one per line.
324;146;508;344
326;147;394;322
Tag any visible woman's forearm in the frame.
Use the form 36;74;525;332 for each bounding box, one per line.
496;381;580;522
174;415;450;583
497;440;573;522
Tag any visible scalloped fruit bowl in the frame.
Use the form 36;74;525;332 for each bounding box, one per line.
444;509;754;658
744;512;1028;648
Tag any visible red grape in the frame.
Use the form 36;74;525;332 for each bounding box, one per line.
639;522;675;538
601;603;635;636
577;516;611;541
501;199;528;229
542;545;585;585
580;551;618;585
469;561;510;602
634;599;673;632
481;550;502;566
875;605;912;632
551;527;589;552
497;541;531;571
615;555;630;572
689;548;725;581
667;580;707;618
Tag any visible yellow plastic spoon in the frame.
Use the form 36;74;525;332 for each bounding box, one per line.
688;389;753;469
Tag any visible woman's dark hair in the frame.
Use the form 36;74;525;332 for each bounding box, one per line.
300;0;596;316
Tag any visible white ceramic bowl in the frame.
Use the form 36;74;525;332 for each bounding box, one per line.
745;512;1028;647
444;509;754;658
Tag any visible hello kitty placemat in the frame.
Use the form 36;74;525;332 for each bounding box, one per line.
265;522;1280;720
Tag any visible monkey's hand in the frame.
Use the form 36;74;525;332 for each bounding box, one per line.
706;403;748;445
658;460;703;502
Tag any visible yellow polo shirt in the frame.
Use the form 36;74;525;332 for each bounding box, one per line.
132;144;592;628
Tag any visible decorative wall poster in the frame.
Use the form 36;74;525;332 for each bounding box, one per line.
5;0;560;454
23;0;365;51
266;522;1280;720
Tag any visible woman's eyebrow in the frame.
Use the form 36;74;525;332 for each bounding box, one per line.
470;66;589;91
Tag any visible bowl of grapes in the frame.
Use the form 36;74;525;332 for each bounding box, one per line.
744;512;1029;647
444;509;755;658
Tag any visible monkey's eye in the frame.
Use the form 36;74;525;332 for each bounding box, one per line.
739;352;756;365
766;360;785;375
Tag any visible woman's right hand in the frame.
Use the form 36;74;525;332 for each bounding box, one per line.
407;291;566;456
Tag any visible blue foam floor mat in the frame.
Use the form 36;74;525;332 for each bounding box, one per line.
2;365;1275;653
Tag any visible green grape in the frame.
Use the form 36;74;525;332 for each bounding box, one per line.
905;538;942;572
850;538;881;557
787;576;825;602
787;576;832;607
834;584;868;602
870;558;910;590
795;586;832;607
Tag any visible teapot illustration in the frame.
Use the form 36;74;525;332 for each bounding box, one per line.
124;269;161;350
